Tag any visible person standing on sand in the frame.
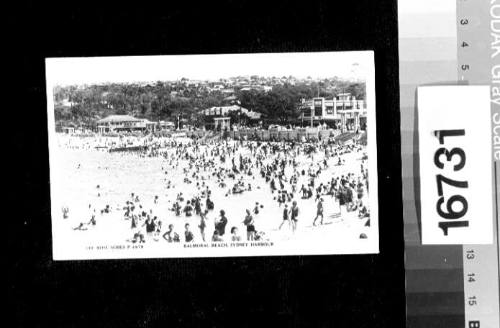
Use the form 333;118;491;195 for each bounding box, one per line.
62;206;69;219
290;201;299;233
215;210;228;237
184;223;194;242
199;210;208;242
243;209;256;241
336;184;346;217
313;198;324;226
253;202;260;215
279;204;291;230
183;200;193;217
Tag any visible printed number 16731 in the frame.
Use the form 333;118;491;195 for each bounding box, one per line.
433;129;469;235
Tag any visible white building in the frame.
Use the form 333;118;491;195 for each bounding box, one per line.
200;105;262;130
96;115;155;133
201;105;262;120
300;93;367;131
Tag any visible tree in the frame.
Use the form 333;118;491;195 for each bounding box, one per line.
51;77;366;127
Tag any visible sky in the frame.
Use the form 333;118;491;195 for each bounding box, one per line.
45;51;373;86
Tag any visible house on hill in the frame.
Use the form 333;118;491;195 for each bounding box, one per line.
300;93;367;131
200;105;262;130
96;115;155;133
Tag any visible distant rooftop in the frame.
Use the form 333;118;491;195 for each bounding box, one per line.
97;115;141;124
201;105;262;119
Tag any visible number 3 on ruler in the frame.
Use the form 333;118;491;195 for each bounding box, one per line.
433;129;470;235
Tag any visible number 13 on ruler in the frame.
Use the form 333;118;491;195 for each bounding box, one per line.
418;86;493;245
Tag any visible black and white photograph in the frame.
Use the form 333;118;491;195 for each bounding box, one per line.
46;51;378;260
12;1;419;327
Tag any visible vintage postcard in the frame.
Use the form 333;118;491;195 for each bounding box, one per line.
45;51;378;259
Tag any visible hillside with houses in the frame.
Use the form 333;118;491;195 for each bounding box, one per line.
53;76;365;131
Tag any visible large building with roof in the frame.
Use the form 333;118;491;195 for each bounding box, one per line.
300;93;367;131
96;115;156;133
200;105;262;130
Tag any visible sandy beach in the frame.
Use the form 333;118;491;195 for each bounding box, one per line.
50;134;375;259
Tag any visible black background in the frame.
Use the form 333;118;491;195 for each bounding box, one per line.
10;1;404;327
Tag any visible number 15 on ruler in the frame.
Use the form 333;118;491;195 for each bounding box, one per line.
418;86;493;245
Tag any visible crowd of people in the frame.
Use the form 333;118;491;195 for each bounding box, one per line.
60;131;371;246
